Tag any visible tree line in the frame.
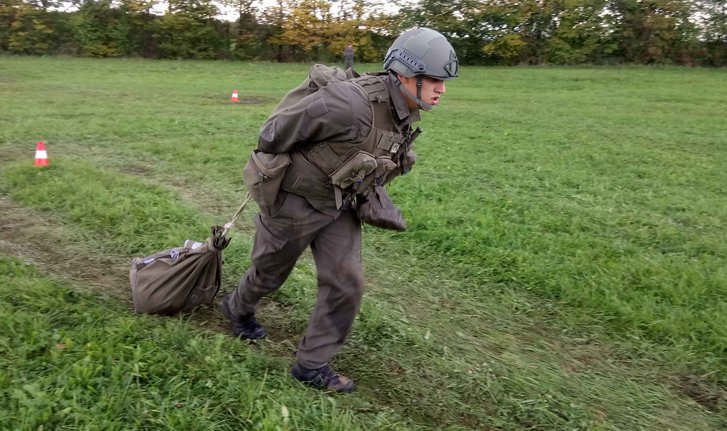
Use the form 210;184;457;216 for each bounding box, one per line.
1;0;726;66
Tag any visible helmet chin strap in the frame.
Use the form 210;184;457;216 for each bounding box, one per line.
392;74;435;111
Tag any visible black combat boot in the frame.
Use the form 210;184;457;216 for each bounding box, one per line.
291;362;354;393
219;294;267;340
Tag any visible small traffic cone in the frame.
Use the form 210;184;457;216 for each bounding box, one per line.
34;141;49;167
230;89;240;103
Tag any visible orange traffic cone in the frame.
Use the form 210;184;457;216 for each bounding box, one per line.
35;141;49;167
230;89;240;103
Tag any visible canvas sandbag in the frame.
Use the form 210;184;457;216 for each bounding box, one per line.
130;226;229;315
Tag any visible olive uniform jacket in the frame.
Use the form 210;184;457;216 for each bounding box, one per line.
258;72;421;216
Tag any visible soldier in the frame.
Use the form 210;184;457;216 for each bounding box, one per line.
343;42;355;70
220;28;459;393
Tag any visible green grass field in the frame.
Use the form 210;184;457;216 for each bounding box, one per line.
0;57;725;430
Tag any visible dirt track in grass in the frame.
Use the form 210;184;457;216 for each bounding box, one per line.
0;196;305;357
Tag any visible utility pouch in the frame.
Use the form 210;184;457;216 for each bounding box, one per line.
243;149;291;207
356;185;407;231
374;156;397;178
329;151;377;190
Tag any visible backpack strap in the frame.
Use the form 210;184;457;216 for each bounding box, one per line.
352;75;402;156
355;74;389;103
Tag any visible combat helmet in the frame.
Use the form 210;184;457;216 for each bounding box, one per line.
383;28;458;110
384;28;459;80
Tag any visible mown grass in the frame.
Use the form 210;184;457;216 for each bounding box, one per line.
394;66;727;371
0;257;400;430
0;56;725;430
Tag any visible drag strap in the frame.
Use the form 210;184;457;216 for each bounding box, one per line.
222;192;252;237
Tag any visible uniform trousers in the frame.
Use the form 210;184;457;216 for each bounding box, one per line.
228;191;364;369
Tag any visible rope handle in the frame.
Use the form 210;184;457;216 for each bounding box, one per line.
222;192;252;237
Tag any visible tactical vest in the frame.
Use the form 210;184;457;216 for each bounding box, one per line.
281;74;420;212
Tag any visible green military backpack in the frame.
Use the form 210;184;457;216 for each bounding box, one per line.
242;64;358;208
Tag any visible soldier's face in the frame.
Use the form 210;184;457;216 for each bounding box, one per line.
399;75;446;110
